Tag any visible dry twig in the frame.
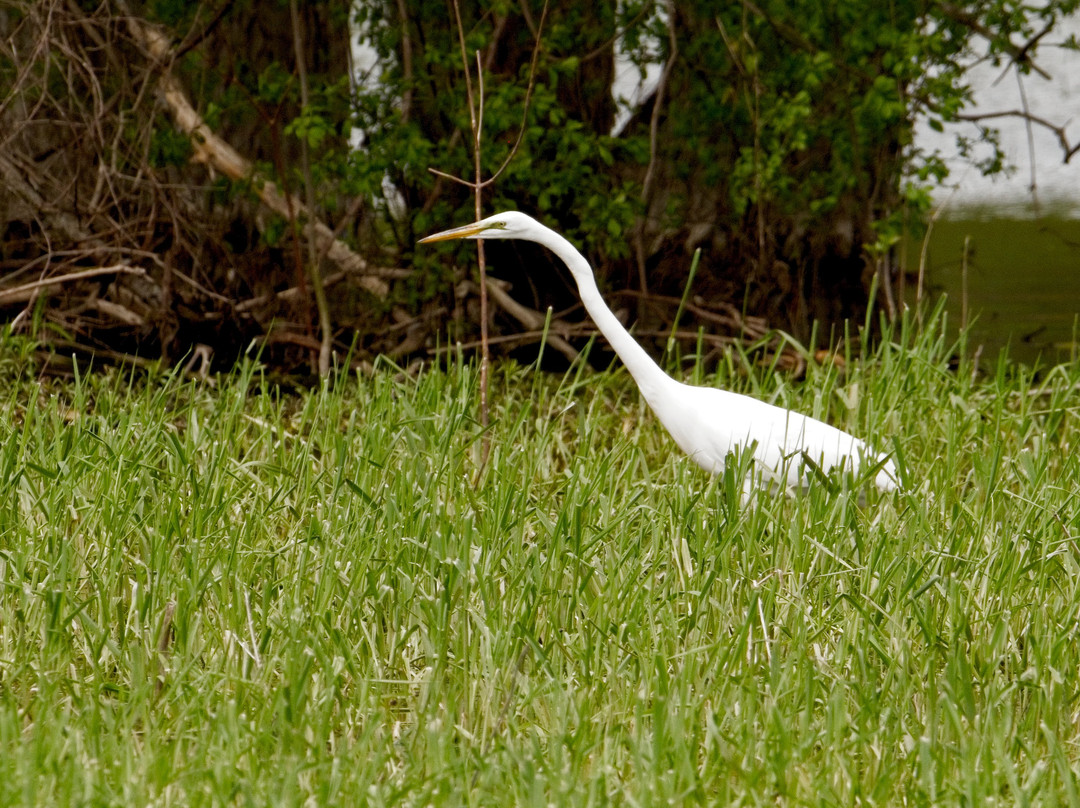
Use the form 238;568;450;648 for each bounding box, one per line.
0;265;147;304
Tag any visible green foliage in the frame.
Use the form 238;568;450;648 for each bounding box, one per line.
634;0;1077;255
285;106;333;150
260;213;288;248
350;0;644;265
148;124;192;168
337;0;1080;310
286;76;354;152
256;62;294;108
100;0;1080;342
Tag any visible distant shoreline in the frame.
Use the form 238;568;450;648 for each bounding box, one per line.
929;197;1080;220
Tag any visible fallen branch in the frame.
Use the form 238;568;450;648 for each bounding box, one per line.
121;8;390;299
235;266;412;314
430;330;576;354
478;278;579;364
0;154;103;248
616;289;769;338
89;298;146;327
41;340;159;369
235;271;347;313
453;278;579;363
0;265;147;304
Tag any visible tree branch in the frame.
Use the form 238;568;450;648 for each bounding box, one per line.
0;265;147;304
936;2;1052;80
480;278;579;363
120;5;390;299
956;109;1080;163
289;0;333;375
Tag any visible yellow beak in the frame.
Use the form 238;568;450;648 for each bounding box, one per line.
417;221;490;244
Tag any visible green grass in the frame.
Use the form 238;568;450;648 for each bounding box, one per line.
1;309;1079;806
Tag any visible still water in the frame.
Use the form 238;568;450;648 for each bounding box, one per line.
915;15;1080;365
909;214;1080;366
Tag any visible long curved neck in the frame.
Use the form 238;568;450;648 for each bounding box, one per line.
538;229;676;402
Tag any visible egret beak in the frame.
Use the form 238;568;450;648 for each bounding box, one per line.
418;221;497;244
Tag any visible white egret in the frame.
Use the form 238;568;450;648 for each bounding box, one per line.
420;211;898;494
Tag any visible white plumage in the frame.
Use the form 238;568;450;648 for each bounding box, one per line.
421;210;898;494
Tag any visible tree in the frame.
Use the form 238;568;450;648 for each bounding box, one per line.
366;0;1079;342
1;0;1077;369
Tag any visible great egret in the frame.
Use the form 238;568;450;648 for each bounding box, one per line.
420;211;899;494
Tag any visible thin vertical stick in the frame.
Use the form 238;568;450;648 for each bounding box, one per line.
435;0;549;475
961;234;970;334
1016;66;1040;216
473;51;491;468
877;254;897;321
916;187;958;325
665;247;701;365
634;0;678;310
451;0;476;128
449;0;491;469
289;0;332;375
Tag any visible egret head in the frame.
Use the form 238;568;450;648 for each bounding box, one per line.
418;211;539;244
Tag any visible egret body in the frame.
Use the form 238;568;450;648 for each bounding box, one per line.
420;211;898;494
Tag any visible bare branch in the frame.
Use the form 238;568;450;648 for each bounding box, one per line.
235;265;410;314
290;0;333;375
936;1;1052;80
956;109;1080;163
424;0;549;191
121;7;390;298
0;265;147;304
634;0;678;299
480;279;579;363
174;0;235;61
481;1;549;187
427;166;481;188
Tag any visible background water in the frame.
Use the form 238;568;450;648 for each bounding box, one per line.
906;214;1080;365
913;18;1080;365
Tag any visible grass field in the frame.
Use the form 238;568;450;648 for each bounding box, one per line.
1;310;1079;806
